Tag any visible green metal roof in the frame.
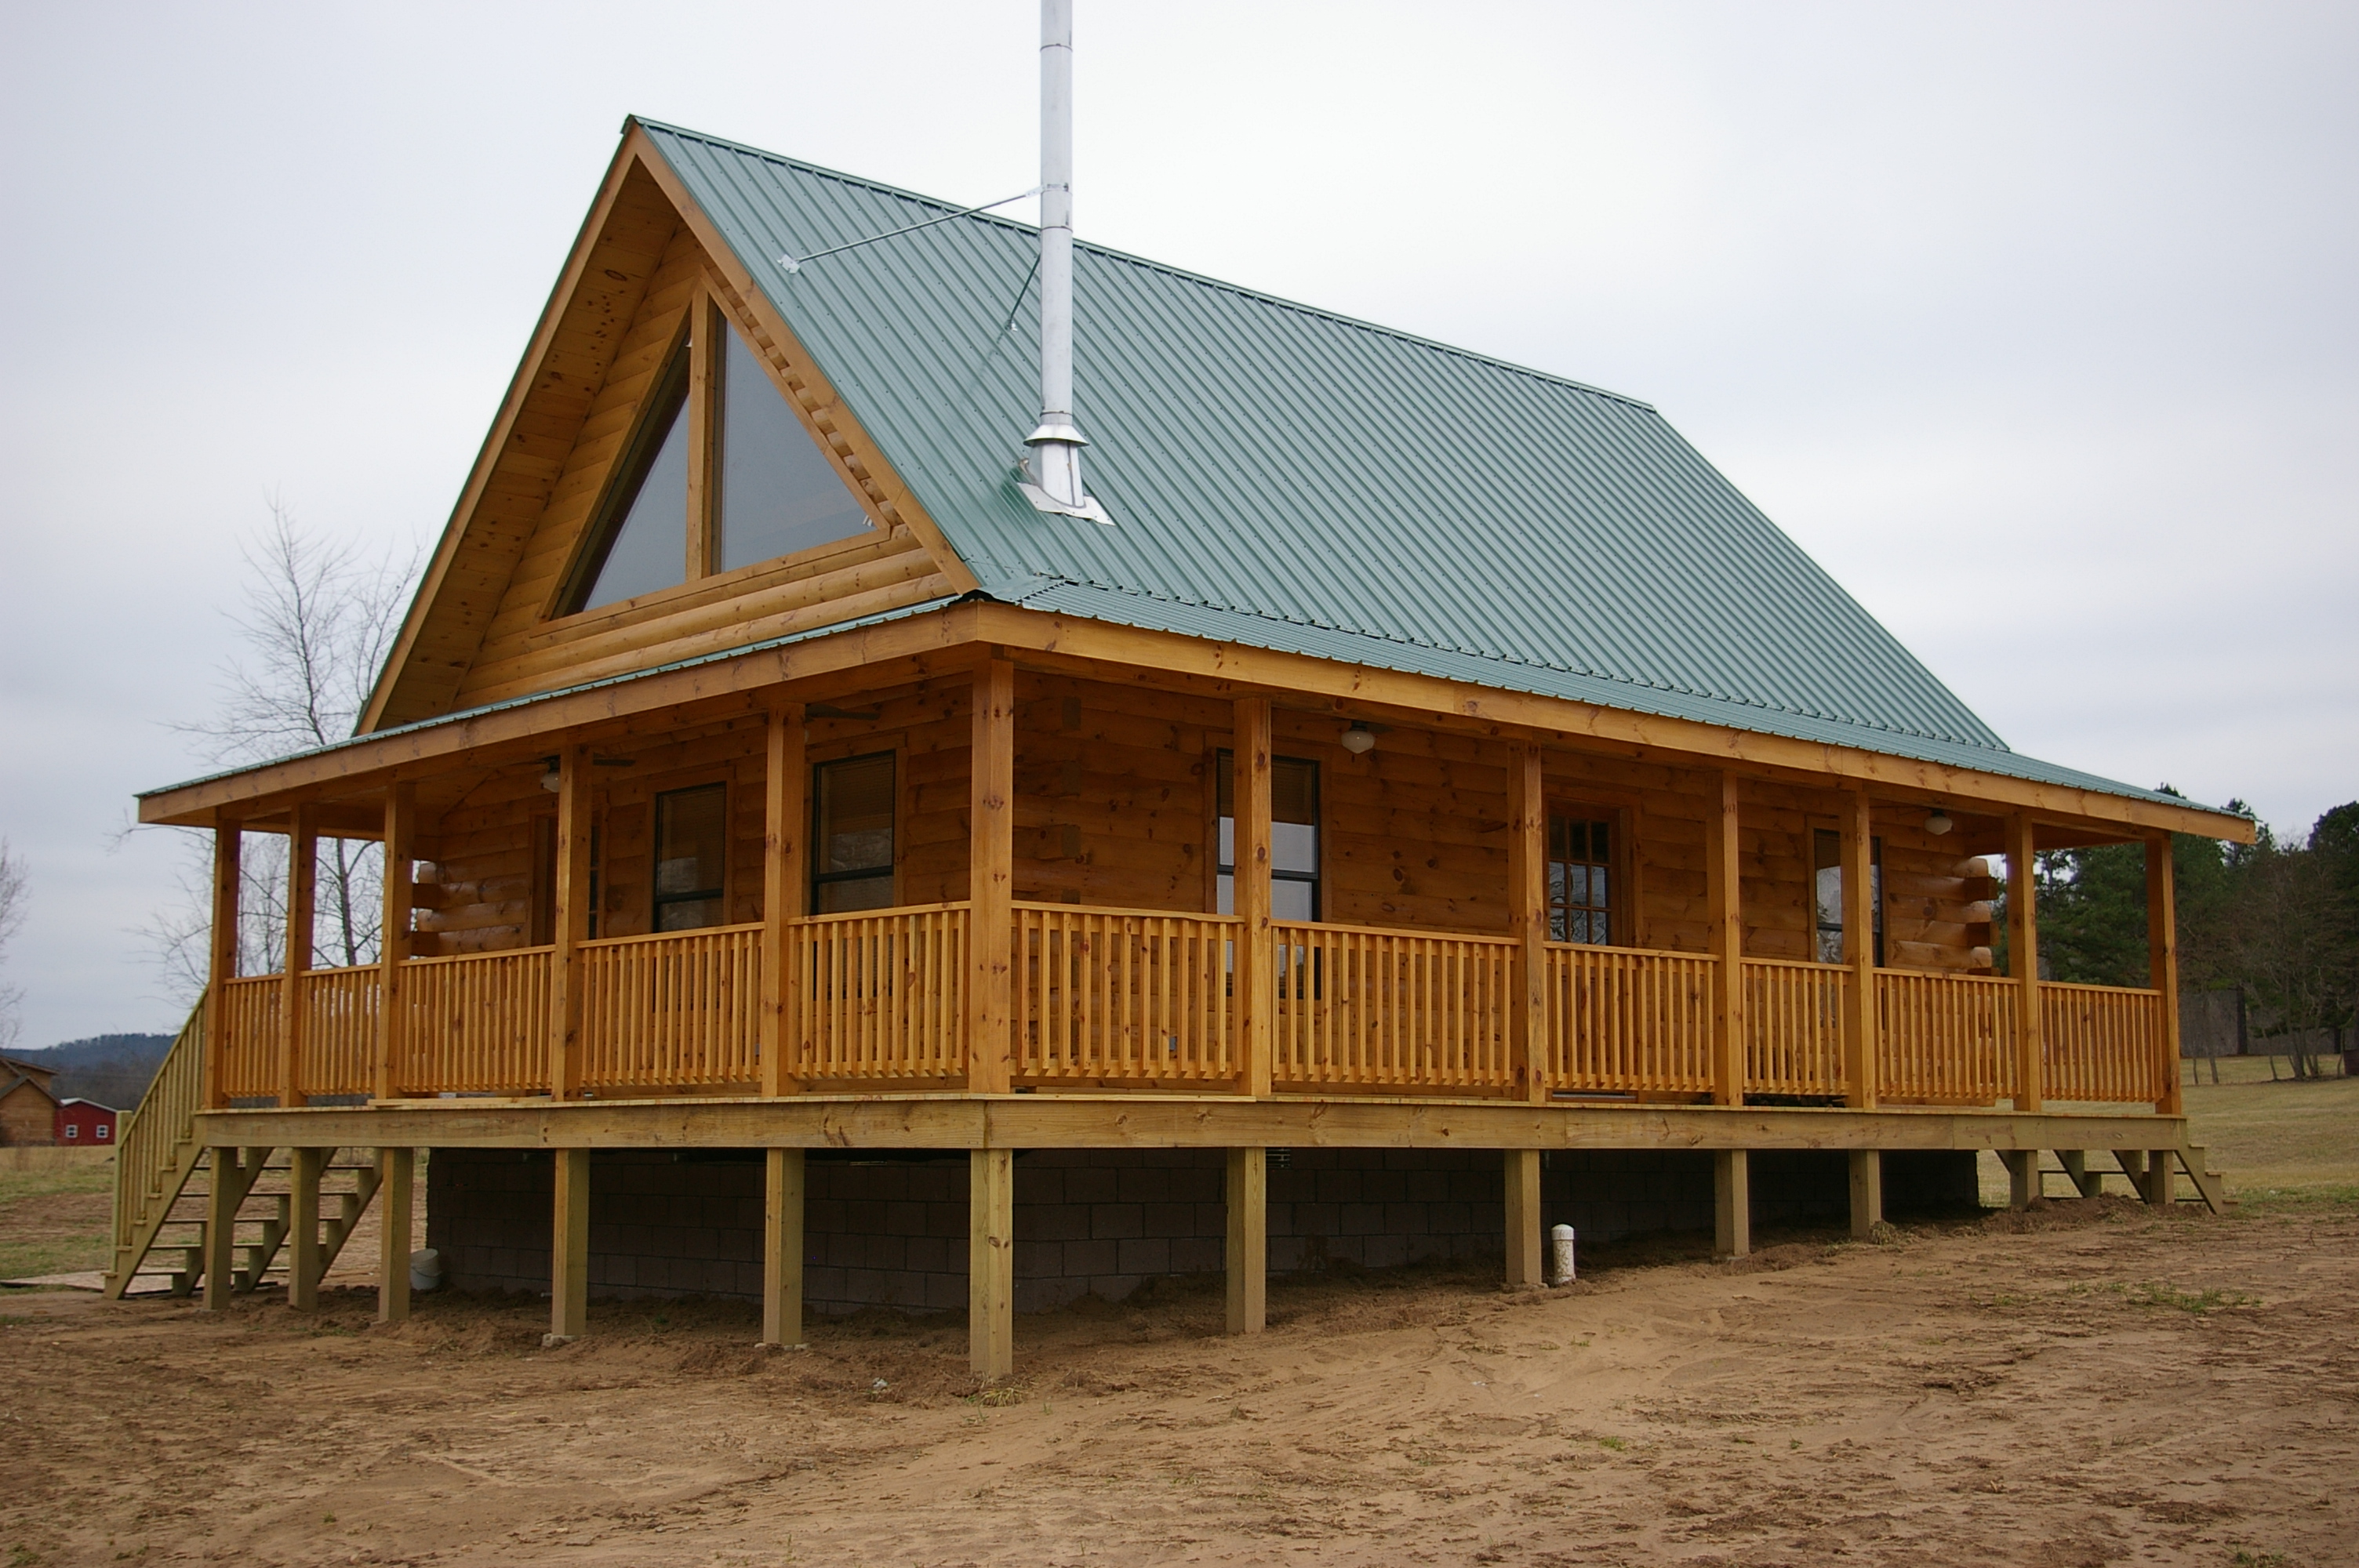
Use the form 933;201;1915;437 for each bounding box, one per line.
628;121;2183;808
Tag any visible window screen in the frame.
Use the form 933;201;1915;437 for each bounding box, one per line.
1548;815;1612;945
652;784;727;931
1216;751;1319;921
1812;828;1884;966
714;324;872;571
812;753;895;913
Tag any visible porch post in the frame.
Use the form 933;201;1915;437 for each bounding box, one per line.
550;745;593;1101
375;784;414;1102
202;1147;242;1310
2006;815;2044;1112
1507;745;1550;1105
280;804;317;1108
288;1145;323;1309
968;659;1016;1094
1503;1149;1543;1287
761;1148;805;1345
2146;834;2183;1116
1714;1149;1750;1258
1224;1147;1267;1334
376;1146;414;1324
1841;787;1877;1109
1704;772;1745;1106
1847;1148;1883;1239
1233;697;1275;1097
204;825;242;1109
551;1148;591;1340
969;1148;1014;1379
2005;1149;2039;1209
761;699;808;1097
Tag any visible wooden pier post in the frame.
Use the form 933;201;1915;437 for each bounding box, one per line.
551;1148;591;1341
1504;1149;1543;1287
1224;1147;1267;1334
376;1146;413;1324
969;1149;1014;1379
288;1146;323;1309
1714;1149;1750;1258
761;1148;805;1346
202;1147;241;1311
1848;1149;1882;1239
2005;1149;2040;1209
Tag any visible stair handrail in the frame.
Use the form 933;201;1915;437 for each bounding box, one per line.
104;992;208;1297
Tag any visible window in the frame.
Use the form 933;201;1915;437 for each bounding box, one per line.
812;753;895;913
714;324;871;571
1548;815;1613;944
1215;752;1320;920
1812;828;1884;966
64;1123;78;1139
572;340;693;612
652;784;728;931
96;1123;110;1140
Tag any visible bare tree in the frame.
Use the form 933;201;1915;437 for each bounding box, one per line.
144;499;418;1000
0;839;26;1051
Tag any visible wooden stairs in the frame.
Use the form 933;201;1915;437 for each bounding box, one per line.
2046;1145;2230;1214
104;994;386;1300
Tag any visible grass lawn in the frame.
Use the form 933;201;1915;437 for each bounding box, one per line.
2182;1052;2359;1200
0;1149;117;1280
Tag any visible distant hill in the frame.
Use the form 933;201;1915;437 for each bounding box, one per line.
9;1033;176;1111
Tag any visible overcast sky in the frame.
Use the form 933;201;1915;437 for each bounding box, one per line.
2;1;2352;1049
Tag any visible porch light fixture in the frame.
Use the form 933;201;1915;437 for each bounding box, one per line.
1925;809;1954;837
1341;723;1376;755
540;757;562;793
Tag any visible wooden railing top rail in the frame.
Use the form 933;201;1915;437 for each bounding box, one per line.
2040;978;2165;999
1273;917;1519;948
1545;939;1720;965
1743;956;1852;973
1015;899;1241;925
405;942;556;967
801;899;971;926
579;920;764;951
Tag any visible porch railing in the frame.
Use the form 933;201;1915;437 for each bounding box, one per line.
1743;958;1850;1098
300;964;380;1098
1877;969;2018;1105
1014;903;1238;1084
1271;920;1515;1092
580;924;763;1091
216;975;281;1100
791;903;969;1081
401;946;552;1095
2043;982;2167;1103
1547;945;1715;1094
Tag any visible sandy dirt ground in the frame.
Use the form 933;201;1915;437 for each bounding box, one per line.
4;1193;2354;1567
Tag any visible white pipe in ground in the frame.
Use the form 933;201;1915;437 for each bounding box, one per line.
1547;1224;1577;1287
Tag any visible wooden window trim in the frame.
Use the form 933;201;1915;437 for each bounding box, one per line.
1544;797;1637;949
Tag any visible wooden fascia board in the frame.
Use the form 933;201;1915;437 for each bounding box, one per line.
142;599;2252;844
963;604;2258;843
628;129;980;597
358;132;663;736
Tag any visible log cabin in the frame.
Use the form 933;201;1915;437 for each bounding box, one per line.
109;106;2250;1376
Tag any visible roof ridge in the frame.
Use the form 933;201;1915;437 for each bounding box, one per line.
631;118;1659;413
991;572;2016;755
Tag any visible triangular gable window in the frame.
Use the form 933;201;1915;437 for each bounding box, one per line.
564;307;873;617
572;341;692;613
714;322;871;572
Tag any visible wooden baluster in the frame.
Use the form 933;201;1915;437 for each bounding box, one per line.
551;746;593;1102
763;699;807;1096
376;784;413;1102
968;659;1016;1093
282;805;318;1109
2007;815;2044;1113
1233;698;1274;1098
2147;833;2182;1116
204;824;242;1109
1705;772;1745;1106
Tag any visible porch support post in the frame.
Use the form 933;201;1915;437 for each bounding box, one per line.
1714;1149;1750;1258
2006;815;2044;1112
1704;772;1745;1106
551;1147;590;1340
968;659;1016;1094
376;1147;414;1324
761;1148;805;1346
280;804;317;1108
969;1148;1014;1379
2146;834;2183;1116
1233;698;1275;1097
287;1145;323;1309
375;784;414;1102
1224;1147;1267;1334
1841;787;1877;1109
1848;1148;1882;1239
2143;1149;2175;1207
550;745;593;1101
2005;1149;2039;1209
1507;745;1550;1105
762;699;807;1097
204;825;242;1109
1503;1149;1543;1287
202;1147;242;1311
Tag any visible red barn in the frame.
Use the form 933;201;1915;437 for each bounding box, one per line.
55;1098;117;1146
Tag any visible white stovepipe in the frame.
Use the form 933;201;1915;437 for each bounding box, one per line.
1027;0;1089;510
